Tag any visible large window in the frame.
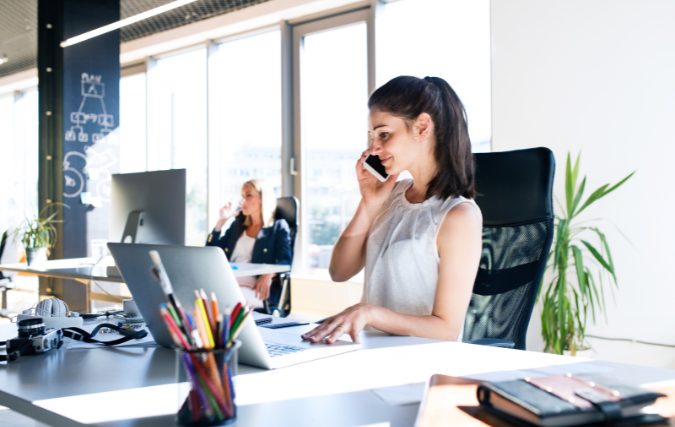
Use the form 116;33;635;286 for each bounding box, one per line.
295;12;369;278
147;48;208;246
119;72;147;174
208;30;282;229
377;0;492;152
0;89;40;312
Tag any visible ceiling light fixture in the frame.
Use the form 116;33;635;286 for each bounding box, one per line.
60;0;199;48
0;55;8;65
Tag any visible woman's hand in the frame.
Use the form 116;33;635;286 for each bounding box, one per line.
214;201;240;232
254;274;274;301
356;149;399;209
301;303;371;344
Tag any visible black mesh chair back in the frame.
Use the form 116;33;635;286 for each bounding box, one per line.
270;196;298;316
462;148;555;350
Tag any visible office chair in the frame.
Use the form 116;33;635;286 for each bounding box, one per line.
463;148;555;350
262;196;298;317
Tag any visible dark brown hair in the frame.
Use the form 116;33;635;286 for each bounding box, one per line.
368;76;476;200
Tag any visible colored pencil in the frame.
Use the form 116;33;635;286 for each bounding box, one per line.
189;389;201;423
229;302;243;329
221;307;231;348
190;353;230;419
200;289;214;331
195;291;215;349
181;353;213;418
194;307;211;350
210;292;219;333
228;306;252;346
160;305;191;350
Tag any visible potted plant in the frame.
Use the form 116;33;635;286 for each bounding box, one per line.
13;203;64;266
539;152;634;355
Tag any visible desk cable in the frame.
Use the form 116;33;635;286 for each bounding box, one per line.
585;334;675;348
89;255;124;302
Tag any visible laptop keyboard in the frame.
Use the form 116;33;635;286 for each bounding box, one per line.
265;343;307;358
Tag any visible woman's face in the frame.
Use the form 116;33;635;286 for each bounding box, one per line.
368;109;429;175
240;184;262;218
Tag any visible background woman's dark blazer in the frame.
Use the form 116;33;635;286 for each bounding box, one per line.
205;215;292;304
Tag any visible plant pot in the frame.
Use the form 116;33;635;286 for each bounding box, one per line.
563;346;594;358
26;247;48;266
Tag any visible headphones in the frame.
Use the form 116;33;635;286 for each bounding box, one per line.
23;298;79;318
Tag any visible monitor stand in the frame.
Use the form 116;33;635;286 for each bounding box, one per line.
107;211;146;278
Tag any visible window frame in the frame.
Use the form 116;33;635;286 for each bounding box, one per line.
291;9;373;276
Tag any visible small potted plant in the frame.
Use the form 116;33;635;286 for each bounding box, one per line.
539;152;634;355
13;203;64;266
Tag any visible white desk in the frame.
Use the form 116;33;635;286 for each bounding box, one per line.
1;321;674;427
0;258;290;306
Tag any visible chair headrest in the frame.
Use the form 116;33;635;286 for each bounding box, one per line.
474;147;555;226
275;197;298;228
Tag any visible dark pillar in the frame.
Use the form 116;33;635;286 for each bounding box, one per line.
38;0;120;311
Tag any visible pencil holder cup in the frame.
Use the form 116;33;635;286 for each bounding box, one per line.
175;340;241;426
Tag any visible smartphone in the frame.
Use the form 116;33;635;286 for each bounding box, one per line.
363;154;390;182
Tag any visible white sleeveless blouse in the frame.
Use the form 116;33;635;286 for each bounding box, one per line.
362;179;477;339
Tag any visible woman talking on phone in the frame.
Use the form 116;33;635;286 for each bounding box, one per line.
302;76;482;344
206;179;292;308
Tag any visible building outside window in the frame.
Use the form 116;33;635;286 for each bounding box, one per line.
208;30;283;232
147;47;208;246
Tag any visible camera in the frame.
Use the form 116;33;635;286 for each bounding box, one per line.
4;317;63;362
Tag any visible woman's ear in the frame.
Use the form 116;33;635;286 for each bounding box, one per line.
414;113;432;141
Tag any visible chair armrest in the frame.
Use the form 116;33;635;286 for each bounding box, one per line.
466;338;515;348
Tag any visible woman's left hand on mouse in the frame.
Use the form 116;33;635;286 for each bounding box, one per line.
301;303;370;344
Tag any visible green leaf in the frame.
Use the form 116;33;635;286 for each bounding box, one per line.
575;184;609;216
570;177;586;218
581;240;614;277
565;153;574;215
571;245;587;294
592;227;617;286
575;172;634;216
601;171;635;200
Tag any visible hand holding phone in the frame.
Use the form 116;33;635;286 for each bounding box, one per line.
363;154;390;182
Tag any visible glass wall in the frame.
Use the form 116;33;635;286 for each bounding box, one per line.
0;89;40;312
208;30;282;230
377;0;492;152
298;22;368;278
147;48;208;246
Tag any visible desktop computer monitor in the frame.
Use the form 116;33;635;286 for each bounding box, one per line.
110;169;186;245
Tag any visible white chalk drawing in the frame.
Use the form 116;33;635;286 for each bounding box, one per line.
64;73;117;144
62;146;118;200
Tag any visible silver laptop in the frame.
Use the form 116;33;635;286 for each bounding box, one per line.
107;243;360;369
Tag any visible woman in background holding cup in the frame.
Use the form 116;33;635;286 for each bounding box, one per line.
206;179;292;308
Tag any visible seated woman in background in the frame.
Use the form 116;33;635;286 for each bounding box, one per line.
206;179;292;308
302;76;483;344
